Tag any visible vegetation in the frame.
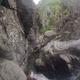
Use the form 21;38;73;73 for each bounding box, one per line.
0;0;80;80
37;0;72;33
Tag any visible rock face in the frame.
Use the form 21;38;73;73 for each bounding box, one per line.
0;58;27;80
2;0;80;80
55;13;80;41
0;3;29;79
0;0;38;79
16;0;36;37
0;0;36;70
0;5;28;69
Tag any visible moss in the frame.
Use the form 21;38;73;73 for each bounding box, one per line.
40;26;51;33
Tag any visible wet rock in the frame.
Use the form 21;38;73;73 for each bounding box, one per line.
16;0;35;37
34;54;71;80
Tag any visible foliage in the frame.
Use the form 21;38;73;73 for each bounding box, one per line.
37;0;71;33
40;26;51;33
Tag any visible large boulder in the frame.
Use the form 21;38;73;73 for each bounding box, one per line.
0;58;27;80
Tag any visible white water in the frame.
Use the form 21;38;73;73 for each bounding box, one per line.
30;71;78;80
31;71;49;80
33;0;41;5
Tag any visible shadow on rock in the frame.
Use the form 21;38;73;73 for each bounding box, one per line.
34;54;71;80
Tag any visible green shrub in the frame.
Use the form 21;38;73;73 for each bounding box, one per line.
40;26;51;33
37;0;70;33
